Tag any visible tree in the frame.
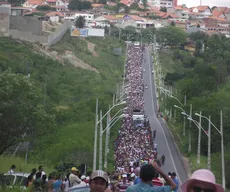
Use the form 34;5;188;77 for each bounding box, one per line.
156;26;187;45
75;16;86;28
36;5;55;11
99;0;107;4
121;26;136;41
142;0;147;10
0;71;56;154
68;0;92;10
211;6;217;10
124;5;130;13
160;6;167;12
171;21;176;26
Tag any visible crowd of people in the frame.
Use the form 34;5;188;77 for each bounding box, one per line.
5;43;225;192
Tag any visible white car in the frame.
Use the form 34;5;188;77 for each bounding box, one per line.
145;85;148;89
0;173;29;190
152;71;154;74
143;69;145;72
68;183;90;192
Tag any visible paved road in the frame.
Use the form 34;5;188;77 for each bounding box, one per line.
142;46;188;188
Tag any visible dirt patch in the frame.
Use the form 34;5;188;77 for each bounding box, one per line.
61;50;99;73
32;44;99;73
84;40;98;57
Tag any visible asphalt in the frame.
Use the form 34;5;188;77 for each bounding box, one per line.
142;46;188;189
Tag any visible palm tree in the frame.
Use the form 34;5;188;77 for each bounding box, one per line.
75;16;86;28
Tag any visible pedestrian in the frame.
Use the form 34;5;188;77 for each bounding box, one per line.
69;167;81;187
89;170;109;192
8;165;16;174
126;162;176;192
161;154;165;166
38;166;46;177
181;169;224;192
171;172;179;192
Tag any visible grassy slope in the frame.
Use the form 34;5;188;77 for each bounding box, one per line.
0;34;126;172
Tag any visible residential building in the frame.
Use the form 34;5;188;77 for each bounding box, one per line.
94;15;118;24
189;5;212;18
64;12;94;21
147;0;173;8
10;7;33;15
23;0;46;8
167;5;189;19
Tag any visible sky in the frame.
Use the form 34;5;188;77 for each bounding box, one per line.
177;0;230;8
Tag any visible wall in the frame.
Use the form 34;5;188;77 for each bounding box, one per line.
9;19;72;45
10;15;43;35
0;6;10;37
87;28;105;37
47;20;72;45
9;30;48;43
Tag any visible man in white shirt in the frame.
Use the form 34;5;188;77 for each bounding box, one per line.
69;167;82;187
8;165;16;174
38;166;46;177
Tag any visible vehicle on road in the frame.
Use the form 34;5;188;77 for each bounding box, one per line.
152;71;154;74
143;68;145;72
145;85;148;89
68;183;90;192
0;173;29;190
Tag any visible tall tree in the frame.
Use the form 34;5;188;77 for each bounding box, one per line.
0;71;56;154
160;6;167;12
142;0;147;10
75;16;86;28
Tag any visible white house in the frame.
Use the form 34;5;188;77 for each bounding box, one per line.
190;6;212;18
64;12;94;21
23;0;46;8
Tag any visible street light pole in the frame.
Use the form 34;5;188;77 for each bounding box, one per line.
93;98;98;171
183;95;187;136
99;110;103;170
100;114;124;170
207;116;211;170
104;107;110;170
220;110;225;189
195;111;225;189
197;111;202;166
188;104;192;153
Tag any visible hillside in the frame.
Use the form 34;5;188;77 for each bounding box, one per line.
0;33;126;171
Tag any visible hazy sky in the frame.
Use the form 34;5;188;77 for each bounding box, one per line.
178;0;230;8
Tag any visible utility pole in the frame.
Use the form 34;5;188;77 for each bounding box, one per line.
93;98;98;171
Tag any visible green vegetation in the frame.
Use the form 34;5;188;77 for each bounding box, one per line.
0;34;126;173
36;5;56;11
68;0;92;11
157;32;230;188
0;156;54;174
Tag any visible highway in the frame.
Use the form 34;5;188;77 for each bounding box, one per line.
142;46;188;188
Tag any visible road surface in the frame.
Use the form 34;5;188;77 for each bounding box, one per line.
143;46;188;188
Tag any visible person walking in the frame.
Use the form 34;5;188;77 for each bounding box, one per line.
171;172;179;192
126;162;176;192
